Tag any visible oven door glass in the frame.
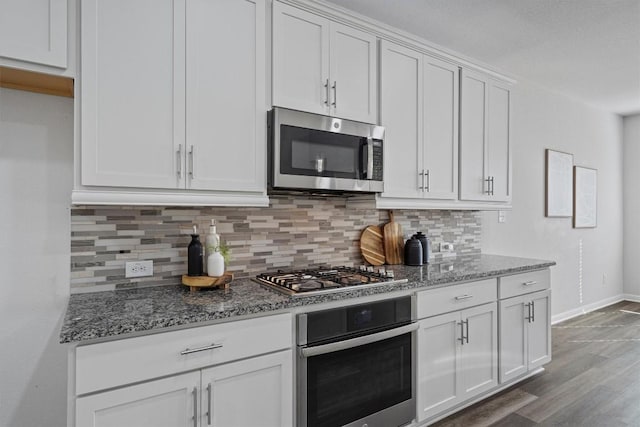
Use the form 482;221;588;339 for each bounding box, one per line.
280;125;366;179
304;333;412;427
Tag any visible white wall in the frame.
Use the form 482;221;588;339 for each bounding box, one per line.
623;114;640;298
482;80;624;320
0;88;72;427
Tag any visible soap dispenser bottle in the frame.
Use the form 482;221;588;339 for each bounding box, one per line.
205;219;220;274
206;219;225;277
188;225;203;276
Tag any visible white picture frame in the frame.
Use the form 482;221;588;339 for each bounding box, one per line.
545;149;573;217
573;166;597;228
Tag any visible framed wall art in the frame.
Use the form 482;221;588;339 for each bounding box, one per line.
545;149;574;217
573;166;597;228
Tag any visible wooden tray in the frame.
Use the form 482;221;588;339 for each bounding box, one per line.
182;272;233;292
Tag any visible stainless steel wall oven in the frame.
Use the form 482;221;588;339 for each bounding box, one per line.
297;296;416;427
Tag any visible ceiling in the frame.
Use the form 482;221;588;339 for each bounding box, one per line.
325;0;640;116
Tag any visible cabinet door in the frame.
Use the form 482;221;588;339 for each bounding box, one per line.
81;0;185;189
186;0;266;192
272;1;329;115
0;0;67;68
423;56;459;200
380;41;423;199
76;372;200;427
329;22;377;123
202;350;293;427
459;302;498;399
487;80;512;202
498;294;528;383
528;289;552;369
459;69;489;201
416;311;461;422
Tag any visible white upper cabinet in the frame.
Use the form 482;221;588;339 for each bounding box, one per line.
81;0;184;189
379;40;458;205
460;69;512;203
380;41;423;200
186;0;265;193
77;0;267;205
0;0;68;68
422;55;459;200
273;2;329;116
272;1;377;123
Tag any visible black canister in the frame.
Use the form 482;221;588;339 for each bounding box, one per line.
404;236;423;266
188;234;204;276
413;232;431;264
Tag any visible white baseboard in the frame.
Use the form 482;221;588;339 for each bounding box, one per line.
622;293;640;303
551;294;636;324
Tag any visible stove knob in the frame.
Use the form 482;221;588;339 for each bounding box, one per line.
366;266;374;273
378;267;386;276
386;270;395;278
360;265;367;272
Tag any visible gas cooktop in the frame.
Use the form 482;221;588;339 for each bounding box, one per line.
254;266;407;297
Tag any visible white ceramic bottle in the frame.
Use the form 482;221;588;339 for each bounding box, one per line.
207;251;225;277
206;219;225;277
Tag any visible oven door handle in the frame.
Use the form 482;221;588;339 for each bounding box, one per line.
300;322;419;358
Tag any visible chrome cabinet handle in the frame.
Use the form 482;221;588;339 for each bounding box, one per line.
324;79;329;106
485;177;492;195
531;300;536;323
192;387;198;427
180;343;223;356
458;321;465;345
525;302;532;323
188;145;195;178
464;319;469;344
332;81;337;107
425;170;430;192
206;383;212;425
491;176;495;195
455;294;473;301
523;281;537;286
419;170;425;191
176;144;183;178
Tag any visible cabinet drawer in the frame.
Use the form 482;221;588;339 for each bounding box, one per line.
417;279;497;319
499;269;550;300
76;313;292;395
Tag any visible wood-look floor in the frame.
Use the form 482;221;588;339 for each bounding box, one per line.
432;300;640;427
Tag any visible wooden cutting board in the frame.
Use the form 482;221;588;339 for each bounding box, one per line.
360;225;385;266
383;210;404;264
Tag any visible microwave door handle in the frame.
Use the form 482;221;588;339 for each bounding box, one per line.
365;137;374;179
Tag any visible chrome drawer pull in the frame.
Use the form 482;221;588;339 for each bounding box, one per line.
455;294;473;300
523;281;537;286
180;343;223;356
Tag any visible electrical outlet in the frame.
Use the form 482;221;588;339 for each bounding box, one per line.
441;242;454;252
498;210;506;223
125;260;153;278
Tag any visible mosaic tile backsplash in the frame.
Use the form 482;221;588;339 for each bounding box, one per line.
70;195;481;293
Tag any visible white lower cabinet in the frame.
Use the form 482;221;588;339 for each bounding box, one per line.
202;351;293;427
73;313;293;427
76;350;292;427
499;289;551;383
417;302;498;422
76;372;200;427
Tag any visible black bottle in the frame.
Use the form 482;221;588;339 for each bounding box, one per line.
413;232;431;264
404;236;423;266
188;233;204;276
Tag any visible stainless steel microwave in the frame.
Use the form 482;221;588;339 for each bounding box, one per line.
268;107;385;193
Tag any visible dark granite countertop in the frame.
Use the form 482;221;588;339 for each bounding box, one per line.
60;254;555;344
